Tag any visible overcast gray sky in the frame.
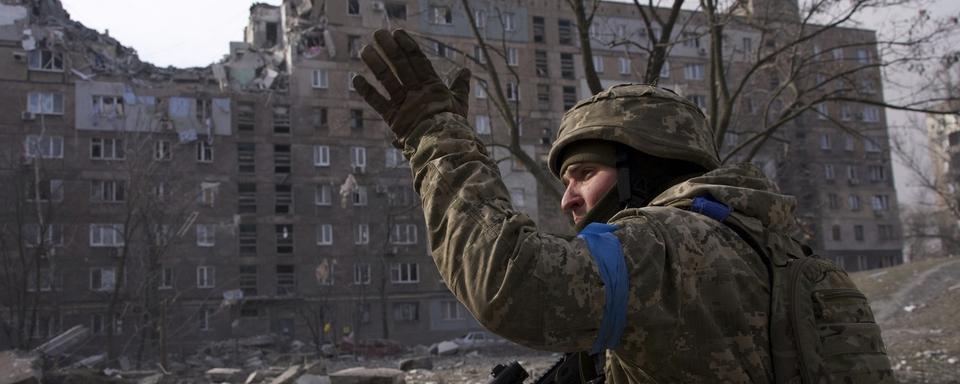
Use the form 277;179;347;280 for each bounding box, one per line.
59;0;959;206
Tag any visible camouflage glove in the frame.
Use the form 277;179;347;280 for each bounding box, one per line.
353;29;471;145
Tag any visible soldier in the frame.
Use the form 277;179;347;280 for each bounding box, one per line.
352;29;890;383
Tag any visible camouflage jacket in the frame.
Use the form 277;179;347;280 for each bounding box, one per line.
403;112;807;383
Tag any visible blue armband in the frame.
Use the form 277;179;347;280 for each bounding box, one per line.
578;222;628;354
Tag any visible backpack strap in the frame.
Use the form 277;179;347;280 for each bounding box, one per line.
578;222;629;354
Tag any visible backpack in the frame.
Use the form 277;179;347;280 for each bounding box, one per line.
703;197;896;383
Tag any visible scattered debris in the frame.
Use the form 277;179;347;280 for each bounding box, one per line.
903;304;917;312
430;342;459;356
206;367;245;382
329;367;405;384
0;351;41;384
398;357;433;372
270;365;305;384
31;325;89;357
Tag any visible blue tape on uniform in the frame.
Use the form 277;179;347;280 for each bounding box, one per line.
692;196;731;222
578;222;628;354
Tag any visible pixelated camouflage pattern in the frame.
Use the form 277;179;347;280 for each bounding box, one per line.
548;84;721;178
400;111;806;382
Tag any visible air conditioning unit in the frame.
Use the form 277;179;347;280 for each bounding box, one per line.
352;165;366;174
12;51;26;61
371;1;385;11
21;111;36;121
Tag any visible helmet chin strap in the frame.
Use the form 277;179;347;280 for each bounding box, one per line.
616;146;633;208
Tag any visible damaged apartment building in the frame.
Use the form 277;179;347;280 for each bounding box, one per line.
0;0;903;359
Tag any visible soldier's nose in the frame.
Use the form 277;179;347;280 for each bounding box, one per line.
560;186;583;214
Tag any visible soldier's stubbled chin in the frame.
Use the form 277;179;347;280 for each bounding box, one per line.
575;186;621;232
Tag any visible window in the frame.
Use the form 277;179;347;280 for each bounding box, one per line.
862;106;880;123
560;53;575;79
441;300;465;320
347;0;360;15
312;106;328;131
91;138;125;160
90;314;104;335
563;86;578;110
275;184;293;214
862;79;876;94
90;267;117;291
200;182;217;207
311;69;329;89
473;9;486;29
683;63;704;80
592;56;604;73
238;183;257;213
824;164;835;180
828;193;839;209
350;109;364;130
348;35;361;59
510;188;525;207
475;115;491;135
354;264;371;285
742;37;753;54
840;105;852;121
533;16;545;43
503;12;515;31
847;165;860;183
315;184;332;206
832;48;844;61
196;266;216;289
534;50;549;77
659;61;670;78
537;84;551;110
154;140;172;161
391;263;420;283
386;148;406;168
475;79;487;98
195;99;211;122
391;224;417;244
196;141;213;162
831;225;842;241
871;195;889;211
316;224;333;245
878;224;895;240
24;224;62;248
24;135;63;159
558;19;573;45
273;105;290;134
355;224;369;245
844;134;855;151
199;309;212;331
507;47;518;66
237;102;255;131
89;224;124;247
848;195;861;211
274;144;291;174
313;145;330;167
393;302;419;322
869;165;887;182
815;103;828;119
857;49;870;64
819;133;831;150
276;224;293;253
473;45;486;64
353;185;368;206
853;225;864;242
506;82;519;101
160;267;173;290
351;146;367;171
27;92;64;115
864;138;881;153
433;43;454;59
90;180;126;203
239;223;257;254
92;95;124;118
196;224;215;247
26;179;63;202
431;6;452;24
277;264;297;293
686;95;707;110
237;142;255;173
28;49;63;71
619;57;631;75
239;265;258;296
386;1;407;19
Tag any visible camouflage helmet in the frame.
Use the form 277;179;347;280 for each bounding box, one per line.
547;84;721;178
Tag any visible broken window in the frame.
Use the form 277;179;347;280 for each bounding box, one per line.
26;179;63;202
431;6;452;24
352;185;368;206
348;35;361;59
27;92;64;115
347;0;360;15
273;105;290;134
27;50;63;72
560;53;575;79
92;95;125;118
558;19;573;45
91;138;124;160
392;302;419;321
23;224;63;248
239;265;258;296
239;223;257;253
313;107;328;132
238;183;257;213
238;142;256;174
265;22;279;47
237;102;255;132
276;224;294;253
532;16;545;43
195;99;212;123
275;184;293;214
274;144;291;174
563;86;578;110
90;224;124;247
277;265;297;295
90;267;117;291
535;50;548;77
386;2;406;19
